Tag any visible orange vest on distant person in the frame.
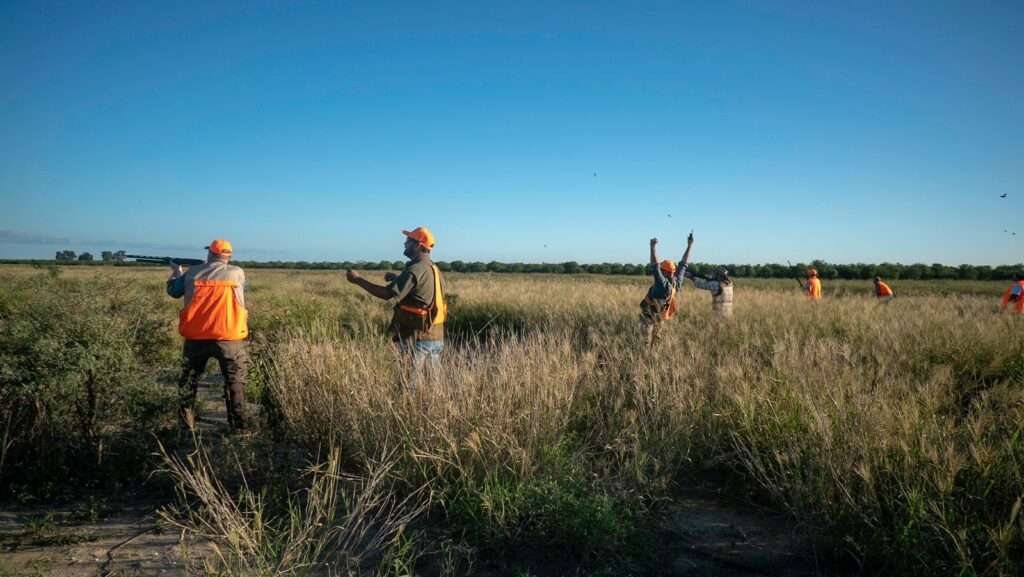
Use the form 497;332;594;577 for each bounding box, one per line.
643;285;678;320
179;279;249;340
876;281;893;297
660;286;679;320
807;277;822;300
1001;281;1024;315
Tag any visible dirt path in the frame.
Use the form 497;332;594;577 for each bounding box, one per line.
658;490;826;576
0;382;231;577
0;493;830;577
0;499;198;576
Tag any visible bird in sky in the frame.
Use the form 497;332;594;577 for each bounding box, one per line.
1000;193;1008;198
592;172;597;177
667;213;672;218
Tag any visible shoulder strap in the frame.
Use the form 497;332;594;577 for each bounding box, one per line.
430;264;447;325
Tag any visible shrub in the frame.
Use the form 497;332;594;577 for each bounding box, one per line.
0;273;177;495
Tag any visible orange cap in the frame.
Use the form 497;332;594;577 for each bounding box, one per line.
206;239;233;256
659;259;676;275
402;227;435;250
807;267;818;277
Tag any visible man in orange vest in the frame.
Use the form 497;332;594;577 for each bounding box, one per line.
640;233;693;346
874;276;894;303
1001;273;1024;315
167;239;249;431
347;227;447;386
801;268;823;300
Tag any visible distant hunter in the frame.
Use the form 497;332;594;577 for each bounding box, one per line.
686;266;734;318
801;268;823;300
1000;273;1024;315
640;232;693;346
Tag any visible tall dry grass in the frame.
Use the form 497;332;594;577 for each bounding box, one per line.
2;265;1021;574
159;438;427;577
259;272;1024;575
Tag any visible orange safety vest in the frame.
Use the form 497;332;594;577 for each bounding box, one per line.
807;277;822;300
397;264;447;325
179;279;248;340
643;285;678;320
876;282;893;297
1001;281;1024;314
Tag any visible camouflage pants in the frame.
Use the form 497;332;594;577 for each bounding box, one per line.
179;340;249;430
639;304;663;346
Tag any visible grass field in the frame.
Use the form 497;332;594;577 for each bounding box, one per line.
1;264;1022;576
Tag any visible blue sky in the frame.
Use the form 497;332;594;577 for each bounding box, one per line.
1;1;1021;265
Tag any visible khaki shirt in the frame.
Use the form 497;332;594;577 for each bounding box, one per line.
388;255;445;341
692;277;734;317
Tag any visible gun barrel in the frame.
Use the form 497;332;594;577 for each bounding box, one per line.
124;254;204;266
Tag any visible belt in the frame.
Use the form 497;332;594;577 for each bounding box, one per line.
399;304;430;316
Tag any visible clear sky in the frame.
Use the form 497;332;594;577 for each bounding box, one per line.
1;1;1021;265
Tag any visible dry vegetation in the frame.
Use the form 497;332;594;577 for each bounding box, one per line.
1;265;1022;576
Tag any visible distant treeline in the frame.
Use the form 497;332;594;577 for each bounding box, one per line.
5;255;1024;280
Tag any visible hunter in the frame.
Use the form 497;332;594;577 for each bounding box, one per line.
801;268;823;300
346;227;447;386
640;232;694;346
874;276;894;303
1000;273;1024;315
167;239;250;431
686;266;734;318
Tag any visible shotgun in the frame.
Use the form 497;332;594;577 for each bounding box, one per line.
124;254;205;266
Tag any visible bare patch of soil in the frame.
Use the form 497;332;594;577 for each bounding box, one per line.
0;503;200;577
657;489;830;576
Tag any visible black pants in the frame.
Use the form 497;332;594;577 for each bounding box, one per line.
178;340;249;430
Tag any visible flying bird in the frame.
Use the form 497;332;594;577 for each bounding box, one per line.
1001;194;1008;198
667;213;672;218
592;172;597;177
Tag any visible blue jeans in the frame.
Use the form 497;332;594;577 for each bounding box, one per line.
397;339;444;389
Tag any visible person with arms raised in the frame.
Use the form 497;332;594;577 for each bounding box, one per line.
1000;273;1024;315
640;232;694;346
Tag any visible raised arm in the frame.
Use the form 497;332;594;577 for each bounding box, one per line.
649;238;658;266
346;269;394;300
678;231;694;267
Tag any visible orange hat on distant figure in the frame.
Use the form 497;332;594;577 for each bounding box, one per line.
659;260;676;275
206;239;233;256
402;227;435;250
807;267;818;277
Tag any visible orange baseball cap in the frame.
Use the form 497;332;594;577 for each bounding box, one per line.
401;227;435;250
206;239;233;256
807;267;818;277
659;259;676;275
